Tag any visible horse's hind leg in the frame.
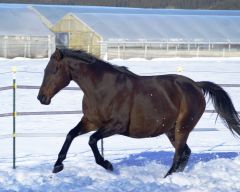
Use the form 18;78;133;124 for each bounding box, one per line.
53;121;85;173
165;116;200;177
163;85;206;177
165;126;191;178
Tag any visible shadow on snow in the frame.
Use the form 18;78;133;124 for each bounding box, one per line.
114;150;239;172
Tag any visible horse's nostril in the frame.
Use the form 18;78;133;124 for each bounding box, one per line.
37;94;46;102
42;95;46;102
37;94;43;101
38;94;51;105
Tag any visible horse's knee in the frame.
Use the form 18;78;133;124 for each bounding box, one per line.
66;133;74;142
67;128;79;140
66;133;72;141
88;135;97;146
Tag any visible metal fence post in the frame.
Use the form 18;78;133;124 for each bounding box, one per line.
4;36;8;58
101;139;104;158
144;43;148;58
12;66;16;169
48;35;51;58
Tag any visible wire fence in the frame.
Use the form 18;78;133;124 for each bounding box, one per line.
1;39;240;59
0;69;97;168
1;68;240;168
0;35;55;58
1;83;240;133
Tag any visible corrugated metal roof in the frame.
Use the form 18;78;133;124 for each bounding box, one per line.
73;13;240;43
1;4;240;43
0;6;54;36
32;4;240;25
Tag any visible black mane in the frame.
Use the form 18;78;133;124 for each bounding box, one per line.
61;49;137;77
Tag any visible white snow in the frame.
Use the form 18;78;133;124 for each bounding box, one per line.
0;57;240;192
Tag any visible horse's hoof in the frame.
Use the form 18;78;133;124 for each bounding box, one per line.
52;164;64;173
164;172;170;178
104;160;113;171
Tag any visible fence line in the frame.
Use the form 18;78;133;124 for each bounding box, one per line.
0;80;240;168
17;85;80;91
1;83;240;92
0;109;239;119
0;110;83;118
0;133;67;139
0;85;80;91
0;127;220;140
0;84;240;118
1;69;240;76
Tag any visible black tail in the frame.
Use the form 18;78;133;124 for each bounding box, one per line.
198;81;240;137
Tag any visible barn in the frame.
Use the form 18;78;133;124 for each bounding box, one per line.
0;4;55;58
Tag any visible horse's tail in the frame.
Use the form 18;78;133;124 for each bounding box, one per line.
198;81;240;137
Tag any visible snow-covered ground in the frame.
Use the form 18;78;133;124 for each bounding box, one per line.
0;57;240;192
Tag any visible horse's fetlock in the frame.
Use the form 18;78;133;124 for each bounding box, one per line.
96;157;104;165
58;154;66;160
184;145;191;155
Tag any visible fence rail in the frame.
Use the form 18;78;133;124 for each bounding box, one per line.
1;83;240;92
0;109;239;118
0;84;240;118
0;110;83;118
0;85;80;91
0;133;67;139
0;127;220;140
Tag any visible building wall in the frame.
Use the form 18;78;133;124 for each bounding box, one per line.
52;14;102;57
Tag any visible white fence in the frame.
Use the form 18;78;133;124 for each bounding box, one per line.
0;35;55;58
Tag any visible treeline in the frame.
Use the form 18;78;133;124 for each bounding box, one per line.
1;0;240;10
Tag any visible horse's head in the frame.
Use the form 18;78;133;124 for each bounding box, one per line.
38;48;71;105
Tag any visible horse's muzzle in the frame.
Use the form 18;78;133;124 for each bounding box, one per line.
37;94;51;105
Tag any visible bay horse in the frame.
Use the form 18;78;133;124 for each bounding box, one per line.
38;48;240;177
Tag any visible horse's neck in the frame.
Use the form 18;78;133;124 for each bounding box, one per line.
69;59;103;96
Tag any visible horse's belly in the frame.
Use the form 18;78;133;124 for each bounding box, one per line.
128;88;178;138
128;116;175;138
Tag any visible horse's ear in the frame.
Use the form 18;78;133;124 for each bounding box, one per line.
55;48;63;61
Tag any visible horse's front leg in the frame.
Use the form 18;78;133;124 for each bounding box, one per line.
89;123;125;171
53;121;86;173
89;130;113;171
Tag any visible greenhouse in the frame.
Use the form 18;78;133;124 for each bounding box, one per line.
31;5;240;59
31;4;240;27
0;5;55;58
2;4;240;59
50;11;240;59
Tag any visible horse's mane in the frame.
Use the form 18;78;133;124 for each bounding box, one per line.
62;49;137;77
